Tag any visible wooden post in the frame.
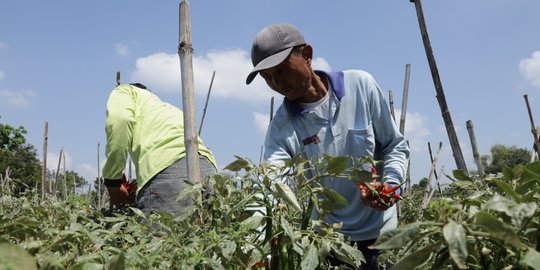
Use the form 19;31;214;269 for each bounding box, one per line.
388;90;396;123
411;0;468;174
62;150;67;200
41;121;48;201
97;141;101;209
270;96;275;122
199;70;216;135
116;71;121;86
400;64;411;135
428;142;441;193
422;141;442;210
523;94;540;159
179;0;202;203
54;148;63;198
466;120;484;176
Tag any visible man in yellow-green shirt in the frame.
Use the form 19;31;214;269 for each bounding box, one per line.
102;83;217;214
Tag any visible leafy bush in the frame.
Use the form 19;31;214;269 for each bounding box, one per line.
1;155;376;269
376;162;540;269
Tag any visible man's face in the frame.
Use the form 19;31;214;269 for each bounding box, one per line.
259;47;312;101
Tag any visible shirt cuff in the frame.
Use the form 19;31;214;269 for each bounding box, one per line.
104;178;122;187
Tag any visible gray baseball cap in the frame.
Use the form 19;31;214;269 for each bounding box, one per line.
246;23;306;85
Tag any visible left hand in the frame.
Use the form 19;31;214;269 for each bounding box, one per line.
106;185;134;209
360;181;398;211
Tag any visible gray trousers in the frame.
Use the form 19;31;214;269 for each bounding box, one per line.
137;155;217;215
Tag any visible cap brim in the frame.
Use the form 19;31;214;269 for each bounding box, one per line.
246;47;294;85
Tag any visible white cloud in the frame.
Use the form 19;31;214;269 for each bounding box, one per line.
130;49;331;103
46;150;72;174
77;163;98;182
253;112;270;135
519;51;540;88
312;57;331;71
0;89;36;108
396;110;431;153
115;43;130;56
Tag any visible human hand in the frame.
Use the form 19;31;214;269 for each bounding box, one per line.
106;185;133;209
359;181;401;211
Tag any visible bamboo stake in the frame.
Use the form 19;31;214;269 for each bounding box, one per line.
179;0;202;209
199;70;215;135
399;64;411;135
428;142;441;194
388;90;396;123
62;149;67;200
260;97;276;163
466;120;484;176
523;94;540;159
97;141;101;209
422;141;442;210
116;71;121;86
411;0;468;174
270;96;275;122
41;121;48;201
54;148;63;198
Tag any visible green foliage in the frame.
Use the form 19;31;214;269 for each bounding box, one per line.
482;144;532;174
1;155;379;269
0;117;41;195
378;161;540;269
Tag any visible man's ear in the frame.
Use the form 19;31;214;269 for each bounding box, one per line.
302;44;313;62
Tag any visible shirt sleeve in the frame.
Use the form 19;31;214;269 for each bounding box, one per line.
102;85;136;183
366;74;410;187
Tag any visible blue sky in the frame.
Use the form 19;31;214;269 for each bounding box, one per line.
1;0;539;186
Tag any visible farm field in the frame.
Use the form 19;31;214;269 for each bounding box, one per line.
1;156;540;269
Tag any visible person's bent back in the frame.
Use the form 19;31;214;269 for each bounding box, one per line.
102;83;217;214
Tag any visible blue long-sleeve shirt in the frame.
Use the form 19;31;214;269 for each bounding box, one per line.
264;70;409;241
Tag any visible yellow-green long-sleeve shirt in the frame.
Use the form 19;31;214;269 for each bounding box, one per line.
102;84;217;191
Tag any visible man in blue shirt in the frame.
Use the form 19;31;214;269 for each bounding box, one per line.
246;23;409;269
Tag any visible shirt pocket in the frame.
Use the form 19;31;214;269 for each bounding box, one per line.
344;123;375;158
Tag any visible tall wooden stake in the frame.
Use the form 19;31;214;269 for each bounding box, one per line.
400;64;411;135
388;90;396;122
411;0;468;174
179;0;202;206
97;141;101;209
41;121;48;201
199;70;216;135
466;120;484;176
54;148;63;198
62;149;67;200
524;94;540;159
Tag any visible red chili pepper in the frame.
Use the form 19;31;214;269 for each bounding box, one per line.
383;185;400;194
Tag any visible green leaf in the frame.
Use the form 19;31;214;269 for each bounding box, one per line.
223;156;253;172
493;180;522;202
0;242;37;270
522;248;540;270
370;223;423;249
392;243;434;270
320;188;348;207
453;170;471;181
301;242;319;270
339;242;365;266
281;218;295;242
474;211;521;247
241;215;265;230
325;156;350;175
502;166;514;181
275;183;302;212
443;220;468;269
105;252;125;270
220;241;236;260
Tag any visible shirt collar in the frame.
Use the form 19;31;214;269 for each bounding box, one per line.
284;70;345;116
